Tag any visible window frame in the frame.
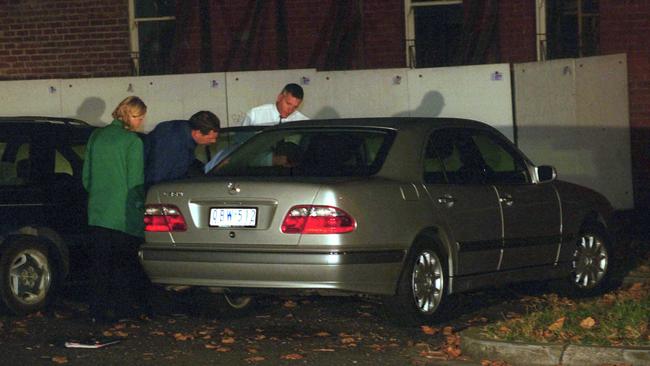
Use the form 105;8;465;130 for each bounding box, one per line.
128;0;176;75
404;0;463;68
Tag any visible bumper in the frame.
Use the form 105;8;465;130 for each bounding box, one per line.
139;248;405;295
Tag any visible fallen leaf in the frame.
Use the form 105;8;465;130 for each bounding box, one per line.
216;346;231;352
283;300;297;308
548;317;566;331
173;333;194;341
223;328;235;335
150;330;165;336
340;337;356;344
442;326;454;336
314;331;330;337
114;330;129;337
445;345;462;358
421;325;438;335
205;343;220;349
280;353;304;360
579;317;596;329
497;326;511;335
312;348;335;352
221;336;235;344
52;356;68;364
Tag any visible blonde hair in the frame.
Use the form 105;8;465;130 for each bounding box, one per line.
112;96;147;131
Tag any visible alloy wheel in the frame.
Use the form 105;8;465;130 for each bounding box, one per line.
9;249;51;305
411;250;444;315
572;233;608;289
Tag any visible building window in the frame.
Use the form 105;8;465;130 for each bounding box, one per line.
129;0;176;75
405;0;463;68
547;0;599;59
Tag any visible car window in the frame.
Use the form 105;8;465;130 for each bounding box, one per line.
55;144;85;177
427;128;530;185
0;141;30;186
470;133;529;184
208;128;395;177
427;129;486;185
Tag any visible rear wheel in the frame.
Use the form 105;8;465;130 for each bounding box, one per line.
384;243;448;325
0;239;55;314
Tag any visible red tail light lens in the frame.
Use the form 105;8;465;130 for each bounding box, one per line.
281;205;356;234
144;204;187;232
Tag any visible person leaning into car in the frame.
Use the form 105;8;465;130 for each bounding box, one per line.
241;83;309;125
144;111;220;186
82;96;150;322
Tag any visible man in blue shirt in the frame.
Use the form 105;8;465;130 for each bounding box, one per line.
144;111;220;186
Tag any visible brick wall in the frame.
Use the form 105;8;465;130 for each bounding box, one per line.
600;1;650;209
0;0;132;80
497;1;537;63
175;0;405;73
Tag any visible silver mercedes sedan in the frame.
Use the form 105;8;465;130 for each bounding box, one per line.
139;117;615;324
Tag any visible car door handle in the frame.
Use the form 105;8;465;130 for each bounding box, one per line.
437;194;456;207
499;194;514;207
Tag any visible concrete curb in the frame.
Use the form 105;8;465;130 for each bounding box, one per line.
461;328;650;366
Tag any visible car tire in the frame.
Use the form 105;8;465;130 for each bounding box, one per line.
0;238;55;314
384;242;448;325
558;223;615;297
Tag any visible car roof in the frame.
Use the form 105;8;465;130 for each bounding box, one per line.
266;117;492;133
0;116;93;128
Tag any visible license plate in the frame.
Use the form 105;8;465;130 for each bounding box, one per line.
209;207;257;227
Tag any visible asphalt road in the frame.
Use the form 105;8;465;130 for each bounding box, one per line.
0;282;549;366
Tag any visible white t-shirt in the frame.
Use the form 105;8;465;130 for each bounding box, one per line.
241;103;309;126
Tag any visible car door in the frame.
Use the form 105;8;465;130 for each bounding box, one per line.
470;131;561;270
422;128;503;276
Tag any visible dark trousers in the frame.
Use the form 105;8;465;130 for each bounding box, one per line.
89;226;150;317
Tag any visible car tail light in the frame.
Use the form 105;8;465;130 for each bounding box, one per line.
144;204;187;232
281;205;356;234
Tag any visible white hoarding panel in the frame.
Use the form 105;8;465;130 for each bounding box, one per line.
0;79;62;117
406;64;514;140
307;68;410;119
515;54;632;209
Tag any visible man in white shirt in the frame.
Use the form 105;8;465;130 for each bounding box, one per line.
241;83;309;126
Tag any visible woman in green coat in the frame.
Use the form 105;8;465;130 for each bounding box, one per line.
82;96;148;322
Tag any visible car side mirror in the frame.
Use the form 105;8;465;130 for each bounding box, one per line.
535;165;556;183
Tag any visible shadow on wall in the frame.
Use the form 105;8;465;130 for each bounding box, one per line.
312;106;341;119
71;97;107;126
393;91;445;118
516;125;633;211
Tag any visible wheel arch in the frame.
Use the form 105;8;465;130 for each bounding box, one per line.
395;225;455;295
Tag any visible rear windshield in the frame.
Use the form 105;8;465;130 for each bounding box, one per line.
207;128;395;177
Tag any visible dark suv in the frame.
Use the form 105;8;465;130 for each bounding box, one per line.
0;117;94;314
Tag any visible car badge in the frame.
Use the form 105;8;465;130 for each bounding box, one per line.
227;182;241;195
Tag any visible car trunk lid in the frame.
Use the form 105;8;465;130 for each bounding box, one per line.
146;177;322;247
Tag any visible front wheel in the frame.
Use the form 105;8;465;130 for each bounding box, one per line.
568;224;614;296
384;243;448;325
0;239;55;314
